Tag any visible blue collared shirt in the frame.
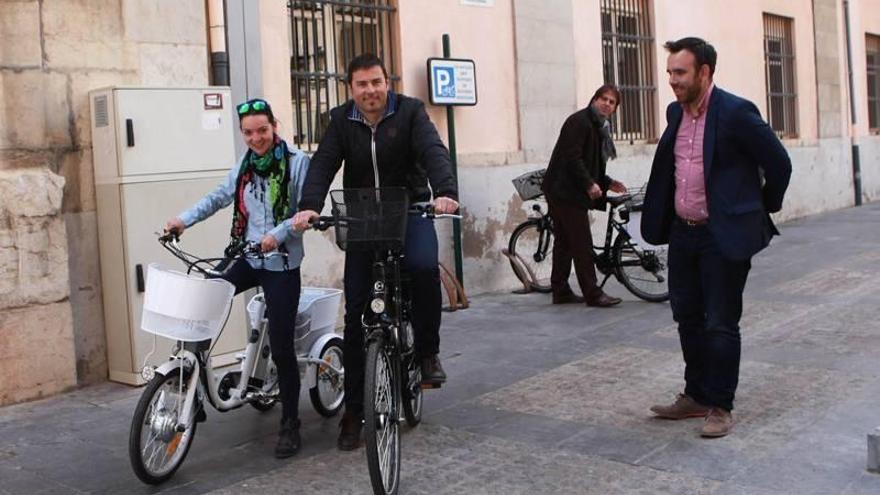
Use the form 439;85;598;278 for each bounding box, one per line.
178;149;310;271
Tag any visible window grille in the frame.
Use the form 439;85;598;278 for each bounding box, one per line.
867;34;880;132
288;0;397;151
600;0;657;142
763;13;798;138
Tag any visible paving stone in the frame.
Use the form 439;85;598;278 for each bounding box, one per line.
206;424;720;495
4;203;880;493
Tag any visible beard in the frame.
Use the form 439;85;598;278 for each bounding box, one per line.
673;82;703;105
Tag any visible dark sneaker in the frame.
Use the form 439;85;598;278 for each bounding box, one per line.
701;408;734;437
586;293;622;307
420;355;447;385
650;394;711;419
552;292;586;304
337;411;363;451
275;418;301;459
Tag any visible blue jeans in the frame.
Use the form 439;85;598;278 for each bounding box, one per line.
668;220;751;411
342;214;441;415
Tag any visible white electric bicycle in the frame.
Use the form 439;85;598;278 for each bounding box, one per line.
128;234;344;484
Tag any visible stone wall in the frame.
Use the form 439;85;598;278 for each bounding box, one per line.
0;0;208;404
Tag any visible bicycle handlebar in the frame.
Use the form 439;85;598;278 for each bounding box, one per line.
309;205;462;231
157;232;288;277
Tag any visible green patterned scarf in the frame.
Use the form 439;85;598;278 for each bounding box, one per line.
230;136;291;245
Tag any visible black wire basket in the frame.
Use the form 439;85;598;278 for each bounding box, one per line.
328;188;410;252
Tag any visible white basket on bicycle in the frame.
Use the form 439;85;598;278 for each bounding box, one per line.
511;168;547;201
141;263;236;342
294;287;343;351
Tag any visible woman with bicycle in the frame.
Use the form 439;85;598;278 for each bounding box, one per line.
541;84;627;307
164;98;309;459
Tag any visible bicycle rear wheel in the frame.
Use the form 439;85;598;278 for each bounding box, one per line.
401;358;423;427
508;219;553;293
364;334;401;495
613;235;669;302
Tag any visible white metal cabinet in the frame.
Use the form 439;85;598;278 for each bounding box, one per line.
90;87;247;385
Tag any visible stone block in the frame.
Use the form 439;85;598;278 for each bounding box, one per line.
0;302;77;406
514;0;575;24
123;0;207;45
520;104;573;153
868;428;880;472
44;37;137;72
0;0;42;67
518;61;576;107
58;149;96;213
42;0;123;41
514;16;575;65
0;149;55;171
0;169;71;309
0;70;71;149
136;43;209;87
0;168;64;217
64;211;106;384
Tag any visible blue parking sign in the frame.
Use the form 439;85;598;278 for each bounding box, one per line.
434;67;456;98
427;58;477;106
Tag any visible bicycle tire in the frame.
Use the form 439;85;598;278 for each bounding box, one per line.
613;235;669;302
364;335;401;495
508;219;553;293
129;368;198;485
309;337;345;417
401;358;423;427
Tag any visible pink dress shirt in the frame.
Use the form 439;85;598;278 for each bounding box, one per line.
673;84;714;222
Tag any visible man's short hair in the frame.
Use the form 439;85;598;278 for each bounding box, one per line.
664;37;717;76
346;53;389;84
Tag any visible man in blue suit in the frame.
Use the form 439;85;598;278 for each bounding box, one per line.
642;37;792;437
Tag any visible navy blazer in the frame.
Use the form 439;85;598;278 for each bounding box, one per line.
641;87;792;260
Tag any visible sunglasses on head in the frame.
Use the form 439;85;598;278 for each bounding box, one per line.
237;99;268;115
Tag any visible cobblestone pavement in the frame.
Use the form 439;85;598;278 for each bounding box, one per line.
2;203;880;494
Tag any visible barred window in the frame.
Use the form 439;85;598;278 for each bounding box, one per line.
763;14;798;138
600;0;657;142
867;34;880;132
288;0;397;151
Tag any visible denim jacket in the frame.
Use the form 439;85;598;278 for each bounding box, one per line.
178;148;310;271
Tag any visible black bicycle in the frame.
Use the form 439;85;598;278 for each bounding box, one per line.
507;173;668;302
312;188;457;495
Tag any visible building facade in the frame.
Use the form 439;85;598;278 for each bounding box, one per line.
0;0;877;404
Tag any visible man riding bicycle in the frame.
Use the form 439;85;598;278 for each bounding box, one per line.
293;53;459;451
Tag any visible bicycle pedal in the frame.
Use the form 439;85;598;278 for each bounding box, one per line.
420;382;442;390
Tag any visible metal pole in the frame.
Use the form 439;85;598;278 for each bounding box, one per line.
442;33;465;285
843;0;862;206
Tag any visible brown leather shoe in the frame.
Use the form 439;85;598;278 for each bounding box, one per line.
552;292;586;304
650;394;711;419
586;293;622;307
701;408;734;437
421;354;447;384
337;411;363;451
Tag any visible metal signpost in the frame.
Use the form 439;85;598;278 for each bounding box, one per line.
427;34;477;286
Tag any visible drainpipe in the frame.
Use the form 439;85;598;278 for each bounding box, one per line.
207;0;229;86
842;0;862;205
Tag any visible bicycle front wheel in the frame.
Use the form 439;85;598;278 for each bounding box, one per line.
508;219;553;293
129;368;198;484
613;235;669;302
364;334;401;495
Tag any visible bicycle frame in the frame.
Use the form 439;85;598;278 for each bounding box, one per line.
517;195;657;287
